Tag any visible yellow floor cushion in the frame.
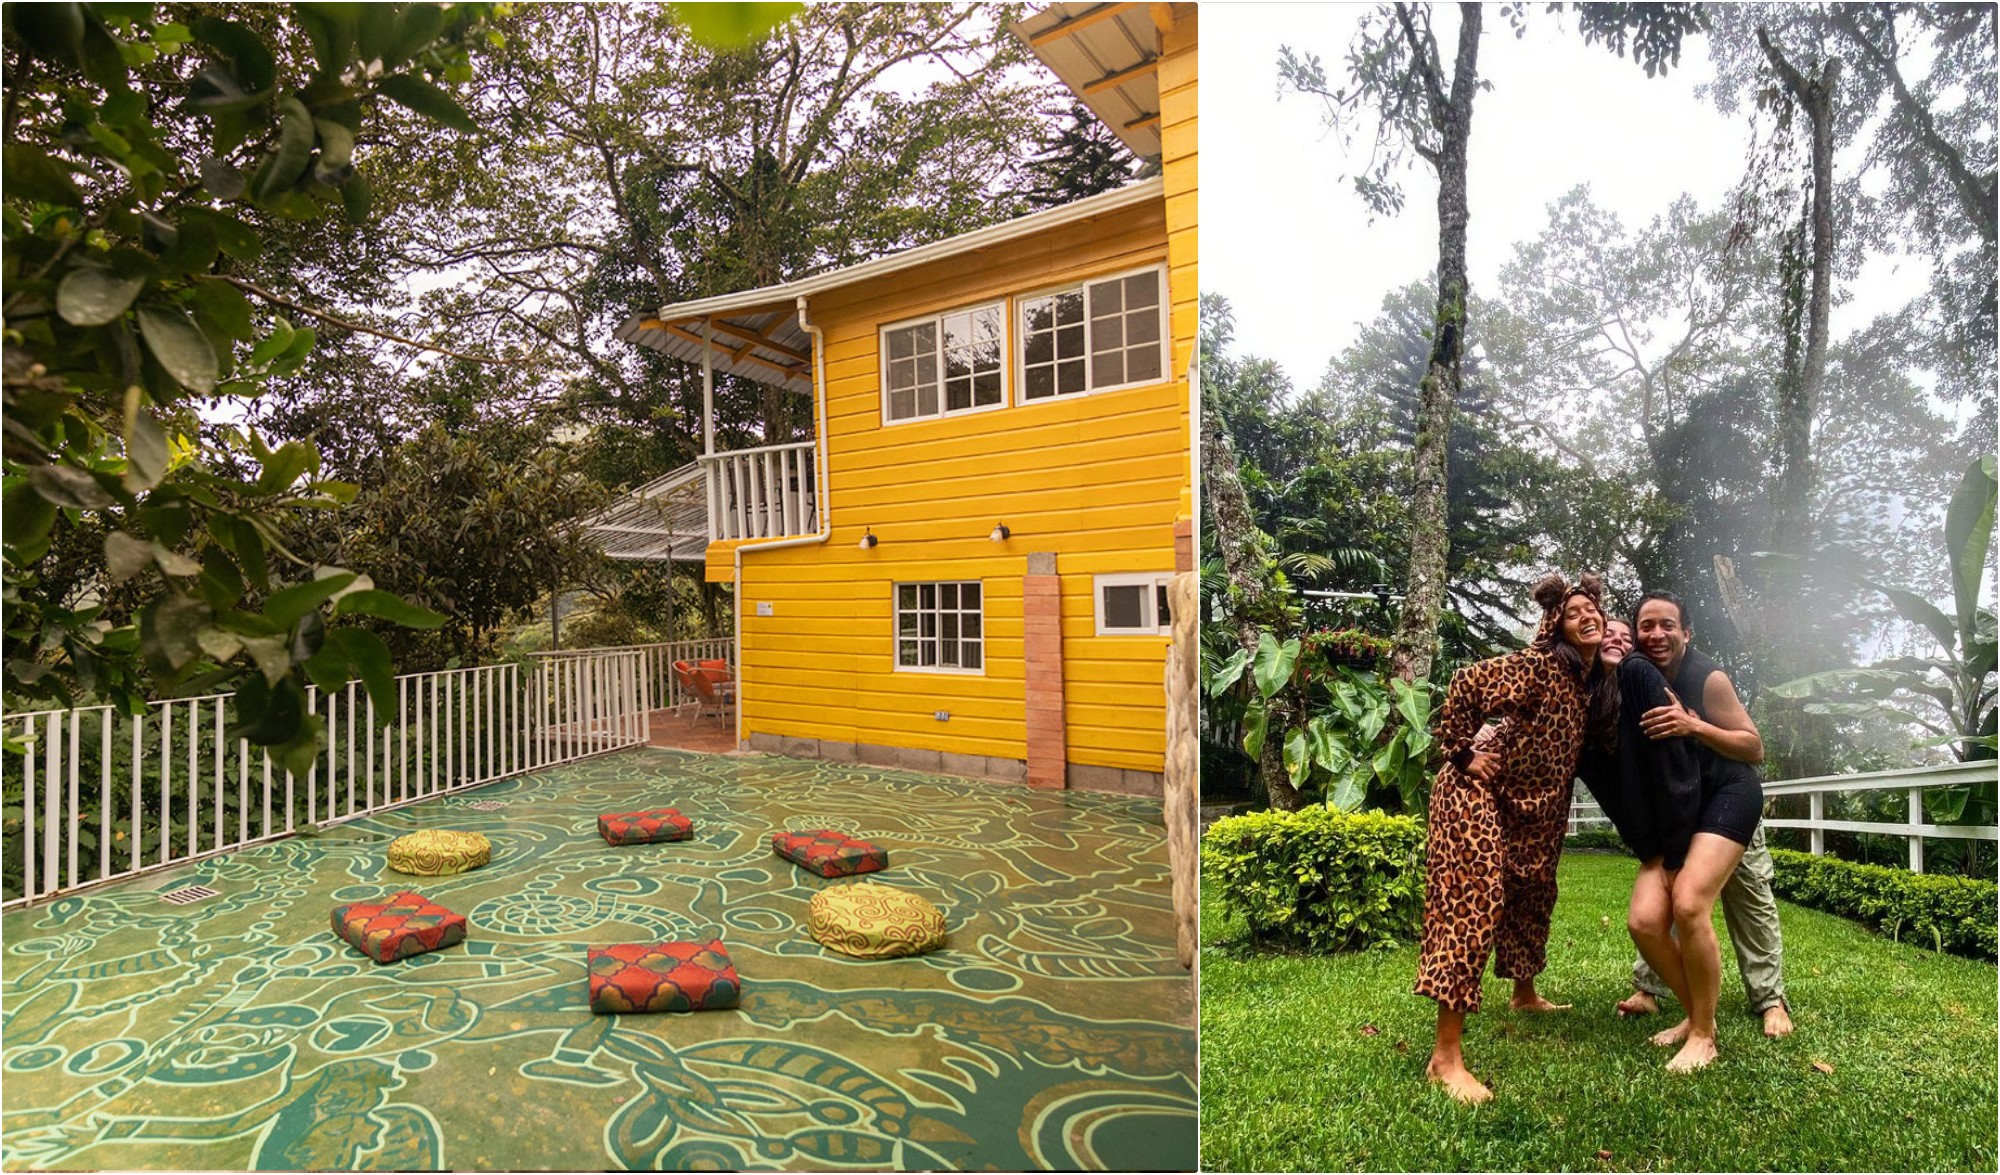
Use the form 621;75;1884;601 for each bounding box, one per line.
386;829;492;876
807;882;947;959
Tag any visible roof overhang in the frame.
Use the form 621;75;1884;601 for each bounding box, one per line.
579;460;710;562
1011;3;1165;160
613;178;1164;390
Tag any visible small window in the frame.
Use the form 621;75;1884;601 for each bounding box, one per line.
896;581;984;672
883;303;1004;423
1095;573;1174;635
1020;266;1167;401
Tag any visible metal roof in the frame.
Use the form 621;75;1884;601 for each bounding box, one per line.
612;178;1164;391
1011;3;1164;160
578;459;711;562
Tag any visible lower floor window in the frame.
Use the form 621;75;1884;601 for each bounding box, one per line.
897;581;983;671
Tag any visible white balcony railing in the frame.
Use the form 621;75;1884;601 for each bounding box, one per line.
529;637;732;718
1568;760;1998;873
2;649;647;909
703;441;817;542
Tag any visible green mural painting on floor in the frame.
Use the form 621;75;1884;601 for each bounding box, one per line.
1;750;1196;1171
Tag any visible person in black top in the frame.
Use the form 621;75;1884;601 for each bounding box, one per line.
1616;590;1766;1072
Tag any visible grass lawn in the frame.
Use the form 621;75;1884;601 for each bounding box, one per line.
1200;851;1998;1172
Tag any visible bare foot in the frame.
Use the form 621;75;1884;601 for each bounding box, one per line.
1615;991;1659;1018
1425;1057;1494;1104
1762;1004;1794;1038
1649;1018;1691;1048
1510;993;1572;1013
1665;1034;1719;1072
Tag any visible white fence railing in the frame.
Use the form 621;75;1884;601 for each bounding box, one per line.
530;638;732;719
2;649;647;909
703;440;816;542
1568;760;1998;873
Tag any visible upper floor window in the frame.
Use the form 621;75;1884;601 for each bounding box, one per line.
882;303;1005;423
1020;266;1166;401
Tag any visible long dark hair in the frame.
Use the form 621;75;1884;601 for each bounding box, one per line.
1533;572;1620;747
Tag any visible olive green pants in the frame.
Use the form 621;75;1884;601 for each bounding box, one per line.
1631;824;1788;1016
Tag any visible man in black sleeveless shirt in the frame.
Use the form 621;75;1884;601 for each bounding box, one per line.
1599;610;1793;1038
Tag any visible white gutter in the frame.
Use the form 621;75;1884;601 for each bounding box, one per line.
645;178;1163;325
730;294;834;748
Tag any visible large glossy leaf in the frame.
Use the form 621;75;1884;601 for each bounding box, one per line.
136;305;219;394
1252;632;1300;700
330;627;396;719
251;97;316;201
2;144;85;205
1242;706;1269;760
27;464;114;509
670;2;801;48
1283;727;1309;785
56;267;146;326
264;572;358;629
333;589;446;629
191;15;277;93
375;73;477;133
1329;771;1367;813
1945;456;1997;651
1205;647;1250;696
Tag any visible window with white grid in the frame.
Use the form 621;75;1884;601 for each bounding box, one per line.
895;581;984;672
1019;266;1167;401
882;303;1004;423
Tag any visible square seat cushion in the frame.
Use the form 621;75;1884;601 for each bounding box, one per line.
588;939;741;1014
386;829;491;876
771;829;888;878
332;891;468;964
808;882;948;959
598;808;694;846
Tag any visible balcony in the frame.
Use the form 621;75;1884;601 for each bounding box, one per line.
702;439;819;542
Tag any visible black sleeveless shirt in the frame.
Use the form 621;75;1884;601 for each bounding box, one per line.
1668;646;1726;721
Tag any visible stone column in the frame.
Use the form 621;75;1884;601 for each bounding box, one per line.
1023;552;1066;789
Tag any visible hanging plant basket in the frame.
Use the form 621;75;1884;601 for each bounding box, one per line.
1305;628;1393;672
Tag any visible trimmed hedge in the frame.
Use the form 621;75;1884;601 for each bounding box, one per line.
1202;806;1425;952
1770;848;1998;961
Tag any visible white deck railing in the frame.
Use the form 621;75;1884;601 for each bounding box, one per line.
1568;760;1998;873
703;440;817;542
529;638;732;719
2;649;646;909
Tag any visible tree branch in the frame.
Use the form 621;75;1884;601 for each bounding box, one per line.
209;276;539;366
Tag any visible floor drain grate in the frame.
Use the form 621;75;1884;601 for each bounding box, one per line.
160;885;219;905
468;800;507;811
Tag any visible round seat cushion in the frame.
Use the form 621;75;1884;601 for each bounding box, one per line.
807;882;947;959
386;829;491;876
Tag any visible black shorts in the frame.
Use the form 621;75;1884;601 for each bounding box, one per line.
1694;759;1763;849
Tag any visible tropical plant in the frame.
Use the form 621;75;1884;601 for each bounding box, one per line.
1767;455;1997;823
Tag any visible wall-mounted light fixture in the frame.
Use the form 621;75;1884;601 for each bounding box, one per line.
859;528;878;550
989;522;1011;542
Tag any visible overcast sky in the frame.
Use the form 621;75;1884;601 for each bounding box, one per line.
1202;3;1935;389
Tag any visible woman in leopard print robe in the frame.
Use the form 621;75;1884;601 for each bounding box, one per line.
1415;573;1616;1104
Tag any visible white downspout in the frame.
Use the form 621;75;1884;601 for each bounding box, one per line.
730;295;833;748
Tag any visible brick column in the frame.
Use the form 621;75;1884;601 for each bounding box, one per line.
1023;551;1066;789
1173;517;1195;573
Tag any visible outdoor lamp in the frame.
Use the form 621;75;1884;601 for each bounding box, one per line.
859;528;877;550
989;522;1011;542
1372;583;1392;608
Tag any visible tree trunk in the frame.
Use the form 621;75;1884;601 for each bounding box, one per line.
1390;2;1481;687
1200;401;1303;811
1760;32;1839;558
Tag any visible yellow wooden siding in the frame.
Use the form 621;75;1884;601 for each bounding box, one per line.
727;196;1184;774
1162;4;1198;523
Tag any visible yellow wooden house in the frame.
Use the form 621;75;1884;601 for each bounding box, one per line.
609;3;1196;794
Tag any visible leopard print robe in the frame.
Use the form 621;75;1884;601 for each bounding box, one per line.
1413;608;1590;1014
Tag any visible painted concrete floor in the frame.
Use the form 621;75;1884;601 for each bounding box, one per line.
0;748;1195;1171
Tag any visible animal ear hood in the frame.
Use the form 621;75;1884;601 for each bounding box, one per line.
1531;571;1606;649
1531;573;1569;615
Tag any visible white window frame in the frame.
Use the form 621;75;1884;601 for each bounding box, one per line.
878;300;1009;426
1015;263;1171;404
893;580;986;675
1093;572;1175;636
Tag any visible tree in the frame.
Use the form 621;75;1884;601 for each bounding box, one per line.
1018;99;1140;209
1279;2;1484;687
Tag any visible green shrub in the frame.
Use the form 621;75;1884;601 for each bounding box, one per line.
1564;827;1628;853
1202;806;1425;952
1770;848;1998;961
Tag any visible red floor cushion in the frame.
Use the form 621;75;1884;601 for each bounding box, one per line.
772;829;888;878
588;939;741;1014
332;891;468;964
598;808;694;845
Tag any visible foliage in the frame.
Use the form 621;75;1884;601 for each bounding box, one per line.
1017;98;1139;209
1769;847;1998;960
1201;805;1425;953
1767;456;1997;824
2;3;501;774
1303;627;1392;669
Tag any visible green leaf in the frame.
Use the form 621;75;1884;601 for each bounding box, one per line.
27;464;115;509
3;481;61;547
140;592;212;674
329;626;396;717
158;214;220;274
669;2;800;49
1329;772;1367;813
180;207;261;259
1206;647;1250;697
1283;727;1309;786
341;169;373;224
310;117;356;185
332;589;446;629
56;266;147;326
2;144;85;206
374;73;477;133
1243;706;1270;761
1252;633;1301;700
276;714;324;779
1945;457;1997;652
198;156;248;201
256;441;315;494
104;530;154;582
151;539;202;577
239;634;291;683
191;15;277;93
263;571;357;629
136;305;219;394
185;65;267;114
78;17;131;93
386;3;447;67
11;3;86;66
190;280;255;341
250;96;316;201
